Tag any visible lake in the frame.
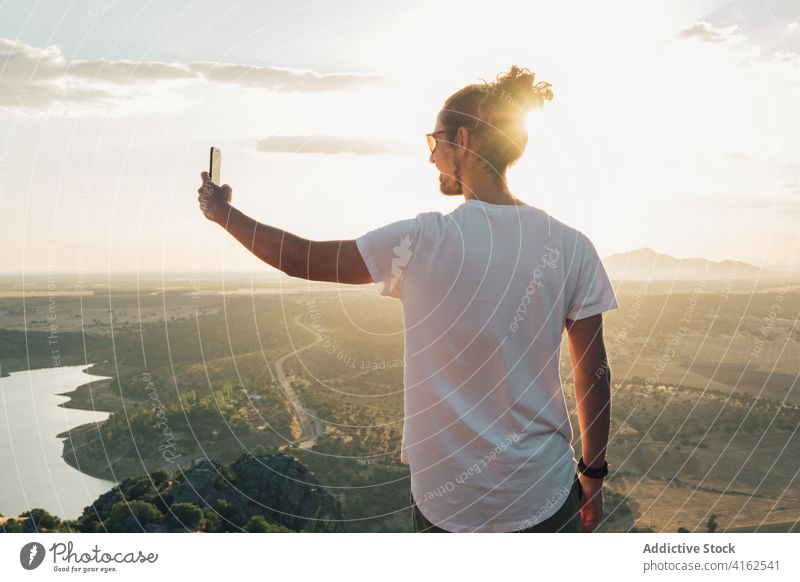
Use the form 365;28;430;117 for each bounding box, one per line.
0;364;117;520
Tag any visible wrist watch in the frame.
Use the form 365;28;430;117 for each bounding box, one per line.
577;456;608;479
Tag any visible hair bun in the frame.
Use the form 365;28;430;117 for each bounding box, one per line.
493;65;553;113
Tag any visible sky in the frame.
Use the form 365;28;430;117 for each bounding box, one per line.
0;0;799;275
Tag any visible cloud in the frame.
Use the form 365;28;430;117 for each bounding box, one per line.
680;1;800;63
185;62;377;91
677;21;745;43
255;135;408;155
0;38;380;113
771;51;800;63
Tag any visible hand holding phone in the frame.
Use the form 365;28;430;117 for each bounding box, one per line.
198;147;232;221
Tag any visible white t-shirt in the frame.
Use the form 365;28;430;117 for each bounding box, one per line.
355;198;619;532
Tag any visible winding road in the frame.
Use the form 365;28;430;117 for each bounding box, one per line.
276;313;326;451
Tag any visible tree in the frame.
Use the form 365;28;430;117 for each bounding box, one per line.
21;508;62;531
229;414;250;433
125;477;156;499
213;498;244;530
244;515;292;533
706;514;718;533
109;500;164;532
201;507;221;532
150;470;170;488
169;503;204;531
2;518;23;533
59;519;82;533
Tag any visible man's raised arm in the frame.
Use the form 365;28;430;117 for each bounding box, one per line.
197;172;371;284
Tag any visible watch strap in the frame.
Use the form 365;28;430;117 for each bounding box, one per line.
578;456;608;478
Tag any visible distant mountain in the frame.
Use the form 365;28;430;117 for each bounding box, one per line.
603;248;776;281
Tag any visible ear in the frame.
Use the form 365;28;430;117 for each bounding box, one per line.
456;126;470;153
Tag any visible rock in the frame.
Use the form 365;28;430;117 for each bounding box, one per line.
164;453;343;532
49;452;343;533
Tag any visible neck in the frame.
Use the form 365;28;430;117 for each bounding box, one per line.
462;173;521;205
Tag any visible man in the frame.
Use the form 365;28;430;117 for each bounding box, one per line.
197;65;618;533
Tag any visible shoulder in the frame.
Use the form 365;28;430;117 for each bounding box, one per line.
412;209;449;234
415;209;446;222
533;209;586;246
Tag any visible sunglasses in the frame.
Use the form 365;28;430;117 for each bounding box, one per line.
426;129;451;154
426;123;486;153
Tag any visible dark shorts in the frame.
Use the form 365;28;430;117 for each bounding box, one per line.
410;473;584;533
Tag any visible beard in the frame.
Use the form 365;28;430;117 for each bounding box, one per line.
438;158;463;195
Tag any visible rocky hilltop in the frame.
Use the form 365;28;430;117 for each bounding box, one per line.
2;452;344;533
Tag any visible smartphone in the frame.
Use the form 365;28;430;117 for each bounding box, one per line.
209;147;221;185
